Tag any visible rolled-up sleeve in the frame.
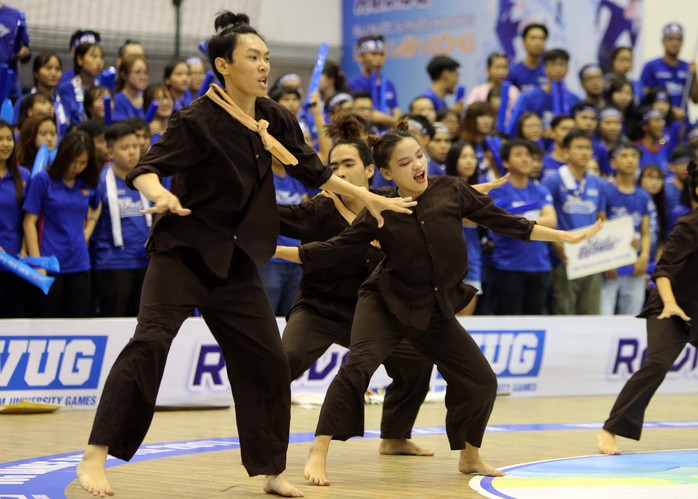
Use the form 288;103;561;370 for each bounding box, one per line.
652;218;698;285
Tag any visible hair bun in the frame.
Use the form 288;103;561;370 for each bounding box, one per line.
214;11;250;32
327;112;367;143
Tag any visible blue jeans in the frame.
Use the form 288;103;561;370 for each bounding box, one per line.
601;274;646;315
258;261;303;316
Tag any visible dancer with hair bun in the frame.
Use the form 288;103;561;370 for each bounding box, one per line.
76;11;414;498
275;118;602;486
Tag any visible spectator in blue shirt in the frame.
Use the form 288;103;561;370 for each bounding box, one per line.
163;60;192;112
508;48;581;133
0;3;30;100
664;147;696;229
489;139;556;315
57;42;105;126
16;113;57;169
638;164;668;272
408;96;437;124
348;34;400;129
420;55;462;114
640;22;698;123
0;119;29;317
601;142;652;315
572;102;612;176
113;55;149;122
425;122;451;176
636;107;670;176
22;131;102;317
90;123;147;317
606;47;644;102
597;106;625;159
542;114;575;178
57;30;101;87
507;23;548;92
579;64;606;109
543;129;608;315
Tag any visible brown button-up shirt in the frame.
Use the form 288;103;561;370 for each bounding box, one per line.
125;96;332;278
640;208;698;343
300;175;535;329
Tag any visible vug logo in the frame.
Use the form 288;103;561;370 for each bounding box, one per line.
470;330;545;377
0;336;107;390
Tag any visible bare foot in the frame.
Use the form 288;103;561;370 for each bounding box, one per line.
597;429;621;455
379;438;435;456
458;444;504;477
263;474;304;497
304;438;331;486
76;445;115;497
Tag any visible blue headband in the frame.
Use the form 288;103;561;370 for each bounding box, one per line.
358;39;385;54
599;107;622;120
327;93;352;112
642;109;664;123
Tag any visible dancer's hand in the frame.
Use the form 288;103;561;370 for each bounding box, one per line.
363;191;416;228
564;219;603;244
473;174;509;195
142;191;191;216
658;302;691;321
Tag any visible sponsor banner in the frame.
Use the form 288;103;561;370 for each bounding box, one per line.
564;216;638;280
1;316;695;410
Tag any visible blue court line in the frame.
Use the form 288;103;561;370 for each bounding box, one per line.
1;422;697;498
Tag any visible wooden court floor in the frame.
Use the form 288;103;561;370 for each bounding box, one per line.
1;393;697;498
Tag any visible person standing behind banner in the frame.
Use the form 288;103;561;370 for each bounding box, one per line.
0;119;29;317
601;142;651;315
22;131;101;318
489;139;556;315
507;23;548;93
348;34;400;129
598;160;698;455
542;129;608;315
420;55;463;113
640;23;698;124
90;123;148;317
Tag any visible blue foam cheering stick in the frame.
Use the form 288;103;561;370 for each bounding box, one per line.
21;255;60;273
304;43;328;108
0;71;13;122
551;81;562;116
455;85;466;103
198;40;208;57
0;252;55;295
31;143;49;177
48;147;57;166
103;94;112;125
496;81;511;132
99;67;117;92
196;71;215;98
145;101;159;123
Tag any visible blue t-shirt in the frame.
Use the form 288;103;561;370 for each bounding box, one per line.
640;57;690;110
22;170;101;274
462;223;482;282
269;172;308;264
508;86;580;134
542;168;608;231
420;87;447;112
541;153;566;178
0;5;30;99
593;139;611;177
57;76;91;126
489;181;553;272
348;73;399;112
604;183;651;275
507;61;547;93
113;92;145;122
646;196;660;261
0;166;29;256
664;181;690;229
173;89;193;112
427;159;446;176
636;140;670;178
89;169;149;270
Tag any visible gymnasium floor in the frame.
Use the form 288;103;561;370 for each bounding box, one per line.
1;393;697;498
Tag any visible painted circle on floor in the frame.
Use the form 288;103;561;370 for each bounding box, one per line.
470;449;698;499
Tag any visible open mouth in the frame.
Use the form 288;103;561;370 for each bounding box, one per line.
414;171;426;184
259;76;268;89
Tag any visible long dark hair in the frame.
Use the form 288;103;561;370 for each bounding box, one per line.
445;140;478;184
0;120;22;202
17;113;56;168
32;52;63;88
206;11;262;85
638;164;668;242
47;131;100;188
689;160;698;204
